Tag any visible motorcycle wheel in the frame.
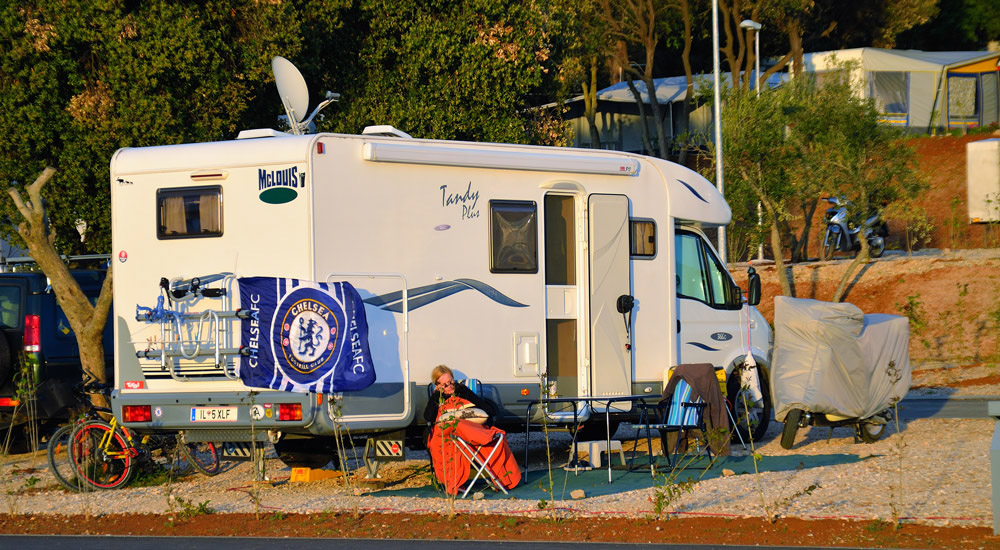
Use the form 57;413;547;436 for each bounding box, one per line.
821;236;836;261
856;421;885;443
780;408;802;450
869;238;886;258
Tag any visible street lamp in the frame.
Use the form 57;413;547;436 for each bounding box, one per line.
740;19;764;260
711;0;726;263
739;20;762;97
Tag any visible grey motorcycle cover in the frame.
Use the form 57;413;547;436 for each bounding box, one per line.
772;297;911;423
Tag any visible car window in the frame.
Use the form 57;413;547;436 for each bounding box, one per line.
0;286;21;328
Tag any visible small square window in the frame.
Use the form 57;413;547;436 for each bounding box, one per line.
630;220;656;257
157;186;223;239
490;200;538;273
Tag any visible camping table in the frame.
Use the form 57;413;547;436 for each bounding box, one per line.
519;394;656;483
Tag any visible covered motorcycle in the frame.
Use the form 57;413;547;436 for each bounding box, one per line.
772;297;911;448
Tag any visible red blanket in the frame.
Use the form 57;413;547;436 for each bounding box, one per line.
428;397;521;495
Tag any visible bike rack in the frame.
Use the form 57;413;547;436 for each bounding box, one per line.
134;273;244;381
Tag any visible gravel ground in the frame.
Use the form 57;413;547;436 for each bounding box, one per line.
1;396;994;528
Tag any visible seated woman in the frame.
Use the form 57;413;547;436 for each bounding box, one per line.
423;364;496;427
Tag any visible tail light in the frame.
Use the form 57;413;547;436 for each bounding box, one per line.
23;314;40;352
122;405;152;423
278;403;302;421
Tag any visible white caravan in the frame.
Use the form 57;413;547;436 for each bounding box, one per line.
109;127;772;465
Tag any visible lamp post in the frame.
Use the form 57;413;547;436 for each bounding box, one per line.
740;19;764;261
712;0;726;263
740;20;762;97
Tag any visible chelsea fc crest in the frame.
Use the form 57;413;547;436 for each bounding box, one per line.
275;288;343;376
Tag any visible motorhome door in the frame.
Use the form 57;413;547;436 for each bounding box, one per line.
588;194;632;411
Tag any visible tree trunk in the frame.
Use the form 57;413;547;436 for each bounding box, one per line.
831;234;869;302
677;0;694;166
582;58;602;149
8;168;114;404
796;198;819;261
644;74;670;159
626;79;655;155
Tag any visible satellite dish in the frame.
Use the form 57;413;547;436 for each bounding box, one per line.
272;56;309;124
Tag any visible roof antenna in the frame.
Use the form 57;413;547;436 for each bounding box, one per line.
271;56;339;135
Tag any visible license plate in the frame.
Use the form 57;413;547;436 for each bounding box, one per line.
190;406;238;422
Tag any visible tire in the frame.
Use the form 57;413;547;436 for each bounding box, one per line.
180;441;221;476
147;434;192;477
46;424;82;492
0;335;12;389
70;420;134;490
727;363;772;444
780;408;802;450
856;421;885;443
869;237;886;258
821;233;836;261
274;437;337;469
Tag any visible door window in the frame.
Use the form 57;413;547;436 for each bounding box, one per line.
675;231;735;309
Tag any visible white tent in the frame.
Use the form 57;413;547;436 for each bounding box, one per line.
804;48;1000;132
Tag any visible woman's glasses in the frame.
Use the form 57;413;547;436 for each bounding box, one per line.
436;380;455;388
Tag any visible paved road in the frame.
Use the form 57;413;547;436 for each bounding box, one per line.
0;535;886;550
898;395;1000;419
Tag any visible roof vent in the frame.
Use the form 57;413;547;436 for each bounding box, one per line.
236;128;295;140
362;125;413;139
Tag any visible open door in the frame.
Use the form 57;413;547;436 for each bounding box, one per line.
588;194;632;411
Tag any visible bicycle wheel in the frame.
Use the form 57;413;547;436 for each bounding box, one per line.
148;434;193;477
70;420;135;490
46;424;82;492
180;441;221;476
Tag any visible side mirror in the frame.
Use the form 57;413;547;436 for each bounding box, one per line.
747;266;761;306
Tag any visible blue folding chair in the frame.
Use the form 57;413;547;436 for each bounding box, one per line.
650;378;711;466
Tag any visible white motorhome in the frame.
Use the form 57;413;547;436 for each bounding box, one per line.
109;126;772;466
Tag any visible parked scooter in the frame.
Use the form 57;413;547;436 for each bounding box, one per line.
820;196;887;260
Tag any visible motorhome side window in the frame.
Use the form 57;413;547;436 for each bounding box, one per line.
156;186;223;239
490;200;538;273
675;231;733;308
630;220;656;257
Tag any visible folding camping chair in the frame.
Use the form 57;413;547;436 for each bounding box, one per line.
649;378;713;466
451;421;511;498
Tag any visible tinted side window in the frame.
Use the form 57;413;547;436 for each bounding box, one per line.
157;186;223;239
0;286;20;328
490;200;538;273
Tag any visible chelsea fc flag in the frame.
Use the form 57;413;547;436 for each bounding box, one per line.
237;277;376;393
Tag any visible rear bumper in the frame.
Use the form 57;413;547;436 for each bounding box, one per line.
111;390;330;438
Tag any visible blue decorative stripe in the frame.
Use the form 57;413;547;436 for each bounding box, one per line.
363;279;528;312
678;179;709;204
685;341;720;351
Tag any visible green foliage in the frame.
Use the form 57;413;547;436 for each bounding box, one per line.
895;293;930;349
0;1;302;254
172;496;215;520
325;0;564;144
884;199;934;254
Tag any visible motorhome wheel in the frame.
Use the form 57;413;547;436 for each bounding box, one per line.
780;408;802;450
856;420;885;443
727;363;772;444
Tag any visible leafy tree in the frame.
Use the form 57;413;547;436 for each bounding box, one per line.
719;69;924;300
326;0;564;144
0;1;301;255
897;0;1000;50
0;1;302;384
